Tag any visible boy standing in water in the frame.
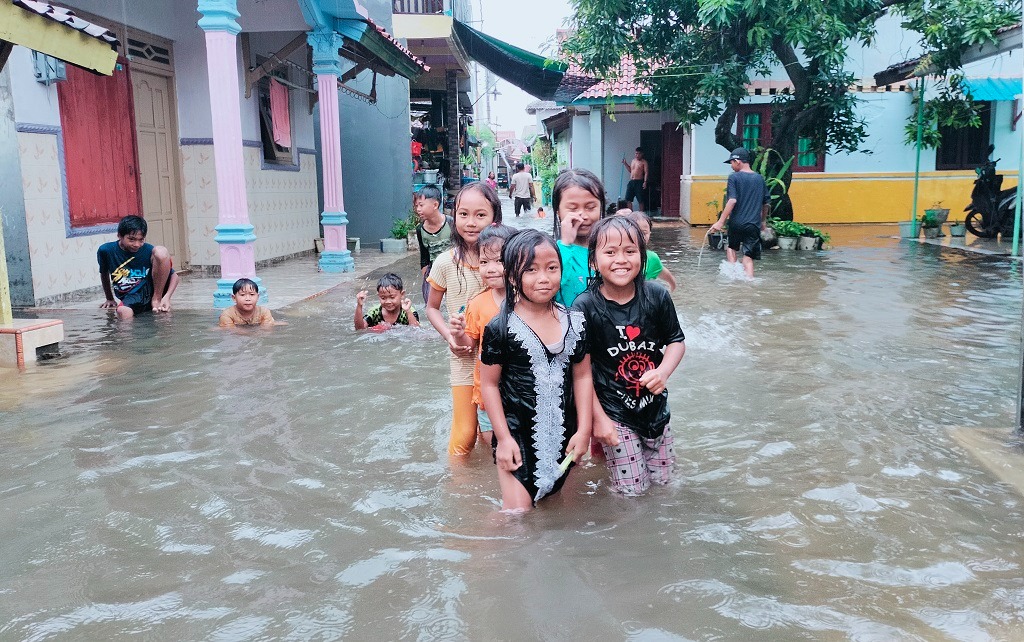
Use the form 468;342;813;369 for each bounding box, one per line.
415;185;452;303
97;215;178;320
710;147;769;278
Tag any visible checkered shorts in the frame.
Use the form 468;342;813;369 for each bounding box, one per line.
602;424;674;495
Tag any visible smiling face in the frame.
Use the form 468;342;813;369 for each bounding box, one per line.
594;226;642;291
559;185;602;244
377;286;403;313
479;242;505;290
454;189;495;246
232;285;259;314
520;242;561;304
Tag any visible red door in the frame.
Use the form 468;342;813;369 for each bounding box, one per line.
57;57;142;228
661;122;685;218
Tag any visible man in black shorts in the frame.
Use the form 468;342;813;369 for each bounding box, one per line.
710;147;769;278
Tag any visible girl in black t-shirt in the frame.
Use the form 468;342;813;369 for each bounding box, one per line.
572;217;686;496
479;230;594;511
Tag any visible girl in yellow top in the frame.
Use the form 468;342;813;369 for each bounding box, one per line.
426;182;503;455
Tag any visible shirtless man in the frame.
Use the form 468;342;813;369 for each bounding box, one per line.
622;147;649;212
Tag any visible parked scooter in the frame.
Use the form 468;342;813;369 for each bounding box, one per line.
964;147;1019;239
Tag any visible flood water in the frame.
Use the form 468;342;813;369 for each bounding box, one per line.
3;224;1024;641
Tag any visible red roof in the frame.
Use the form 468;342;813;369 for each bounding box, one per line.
569;57;648;100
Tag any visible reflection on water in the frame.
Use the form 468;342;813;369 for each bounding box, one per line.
3;232;1024;640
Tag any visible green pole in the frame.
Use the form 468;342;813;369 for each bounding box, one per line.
911;77;925;236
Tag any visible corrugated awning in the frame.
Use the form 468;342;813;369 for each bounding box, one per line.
1;0;119;75
962;77;1022;101
451;21;598;103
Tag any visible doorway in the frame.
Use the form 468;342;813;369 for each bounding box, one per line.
639;129;662;214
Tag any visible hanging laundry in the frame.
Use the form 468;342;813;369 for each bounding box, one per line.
269;78;291;148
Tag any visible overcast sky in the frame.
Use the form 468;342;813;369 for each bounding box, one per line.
468;0;574;136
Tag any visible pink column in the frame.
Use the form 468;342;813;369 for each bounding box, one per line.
199;1;260;306
310;30;353;272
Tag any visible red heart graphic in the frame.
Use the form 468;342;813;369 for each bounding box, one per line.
625;325;641;341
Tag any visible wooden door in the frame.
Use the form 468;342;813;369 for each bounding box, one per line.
132;69;185;263
661;122;685;218
57;57;142;228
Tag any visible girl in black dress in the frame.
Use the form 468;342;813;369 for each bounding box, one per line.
479;230;594;511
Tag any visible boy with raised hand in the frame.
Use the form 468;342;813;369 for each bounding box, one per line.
98;215;178;320
355;273;420;330
414;185;452;304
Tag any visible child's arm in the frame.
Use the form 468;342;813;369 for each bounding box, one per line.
481;362;520;472
417;227;430;270
591;389;620;447
566;355;594;463
354;290;369;330
427;286;472;356
638;341;686;394
218;309;235;327
559;212;583;245
401;297;420;328
259;308;276;327
658;268;677;292
99;272;118;308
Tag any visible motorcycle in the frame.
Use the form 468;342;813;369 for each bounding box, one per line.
964;148;1020;239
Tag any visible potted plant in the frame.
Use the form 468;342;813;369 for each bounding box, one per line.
381;215;415;253
770;218;803;249
920;210;941;239
924;201;949;227
801;224;831;250
949;220;966;237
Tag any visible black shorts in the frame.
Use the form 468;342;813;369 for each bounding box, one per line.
728;223;762;260
514;197;531;215
120;300;153;314
624;179;645;205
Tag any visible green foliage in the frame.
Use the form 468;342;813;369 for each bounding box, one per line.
475;126;497;164
769;217;806;238
920;210;941;228
803;225;831;243
391;212;418;240
564;0;1018;203
752;148;793;213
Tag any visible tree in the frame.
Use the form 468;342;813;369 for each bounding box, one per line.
564;0;1018;220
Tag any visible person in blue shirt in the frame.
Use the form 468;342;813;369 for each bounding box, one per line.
97;215;178;320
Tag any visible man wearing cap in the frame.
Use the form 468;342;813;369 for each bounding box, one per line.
710;147;770;278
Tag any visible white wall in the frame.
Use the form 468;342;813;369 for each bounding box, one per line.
571;114;591;171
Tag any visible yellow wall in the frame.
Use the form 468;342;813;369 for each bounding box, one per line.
688;171;1020;225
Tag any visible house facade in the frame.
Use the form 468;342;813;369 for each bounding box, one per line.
2;0;424;307
540;19;1021;224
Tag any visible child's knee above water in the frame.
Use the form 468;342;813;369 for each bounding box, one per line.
355;273;420;331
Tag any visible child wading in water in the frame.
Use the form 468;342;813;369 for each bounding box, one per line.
354;273;420;330
572;217;686;495
480;229;593;511
426;182;503;455
449;224;517;448
553;169;606;307
219;278;275;327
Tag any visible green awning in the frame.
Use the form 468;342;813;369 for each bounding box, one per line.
962;77;1022;101
451;21;597;103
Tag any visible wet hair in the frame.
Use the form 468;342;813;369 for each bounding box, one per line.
450;181;503;272
515;162;525;171
232;278;258;294
635;147;643;155
377;272;404;292
617;199;631;211
479;223;517;255
551;168;607;238
417;184;442;205
117;215;147;238
501;229;561;315
586;216;650;316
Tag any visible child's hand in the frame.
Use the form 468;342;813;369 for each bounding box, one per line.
495;437;522;472
638;368;668;395
592;413;620;447
401;297;413;312
447;336;472;356
356;290;367;306
100;299;118;309
561;212;583;237
448;312;466;338
565;432;589;463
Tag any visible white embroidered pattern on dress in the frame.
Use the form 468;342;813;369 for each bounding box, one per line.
507;307;584;501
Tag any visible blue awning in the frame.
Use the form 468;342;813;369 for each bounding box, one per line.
962;77;1022;101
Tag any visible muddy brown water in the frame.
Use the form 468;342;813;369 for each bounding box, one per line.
3;224;1024;640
